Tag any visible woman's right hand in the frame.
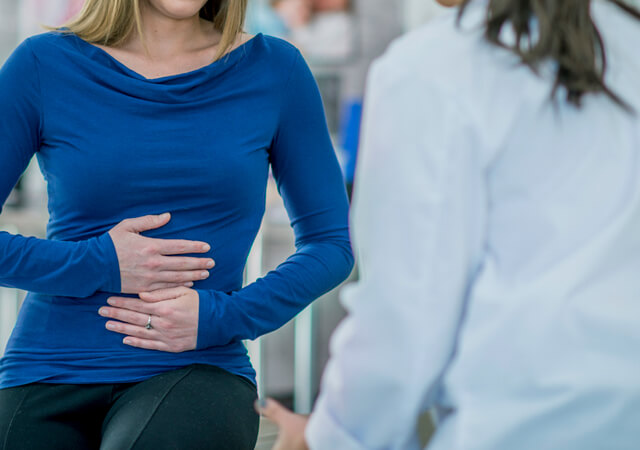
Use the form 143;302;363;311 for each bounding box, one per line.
108;213;214;294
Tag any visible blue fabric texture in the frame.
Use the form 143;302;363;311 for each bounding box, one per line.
0;32;353;388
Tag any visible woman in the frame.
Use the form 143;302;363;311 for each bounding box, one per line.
0;0;353;448
262;0;640;448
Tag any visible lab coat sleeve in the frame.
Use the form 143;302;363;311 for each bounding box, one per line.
305;53;488;449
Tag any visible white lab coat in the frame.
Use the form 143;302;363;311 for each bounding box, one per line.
306;1;640;448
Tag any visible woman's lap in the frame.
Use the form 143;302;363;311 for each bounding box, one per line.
0;364;259;450
102;364;259;450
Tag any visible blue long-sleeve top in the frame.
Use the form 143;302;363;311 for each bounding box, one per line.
0;32;353;389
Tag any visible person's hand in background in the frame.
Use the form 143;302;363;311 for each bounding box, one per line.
312;0;350;12
99;286;199;352
273;0;313;29
108;213;214;294
257;398;310;450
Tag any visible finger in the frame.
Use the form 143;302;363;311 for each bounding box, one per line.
153;238;211;255
157;256;215;271
106;296;138;304
257;398;290;423
122;213;171;233
148;282;194;291
123;337;172;352
139;287;189;302
154;270;210;284
99;306;148;327
105;320;154;339
106;297;156;315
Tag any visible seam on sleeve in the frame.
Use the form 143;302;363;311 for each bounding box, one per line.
24;38;44;153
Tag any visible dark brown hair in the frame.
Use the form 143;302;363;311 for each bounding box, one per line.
459;0;640;108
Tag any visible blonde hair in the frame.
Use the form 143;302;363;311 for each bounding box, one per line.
57;0;248;60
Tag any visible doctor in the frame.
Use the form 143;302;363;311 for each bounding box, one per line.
261;0;640;448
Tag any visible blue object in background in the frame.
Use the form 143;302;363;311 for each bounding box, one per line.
340;98;363;185
245;1;290;38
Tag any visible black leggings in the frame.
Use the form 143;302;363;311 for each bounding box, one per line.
0;364;259;450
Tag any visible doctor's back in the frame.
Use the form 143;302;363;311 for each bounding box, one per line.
341;1;640;448
416;2;640;449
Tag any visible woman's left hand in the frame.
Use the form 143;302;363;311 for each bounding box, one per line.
99;286;199;352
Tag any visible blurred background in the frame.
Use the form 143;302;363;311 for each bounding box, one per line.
0;0;448;445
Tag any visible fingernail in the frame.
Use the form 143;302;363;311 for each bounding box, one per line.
184;282;194;287
206;260;214;268
201;271;209;279
257;398;267;409
107;298;116;306
202;243;211;251
161;213;170;220
106;322;115;330
99;308;108;316
123;338;132;345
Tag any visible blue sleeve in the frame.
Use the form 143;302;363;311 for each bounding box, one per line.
196;51;354;348
0;38;121;297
